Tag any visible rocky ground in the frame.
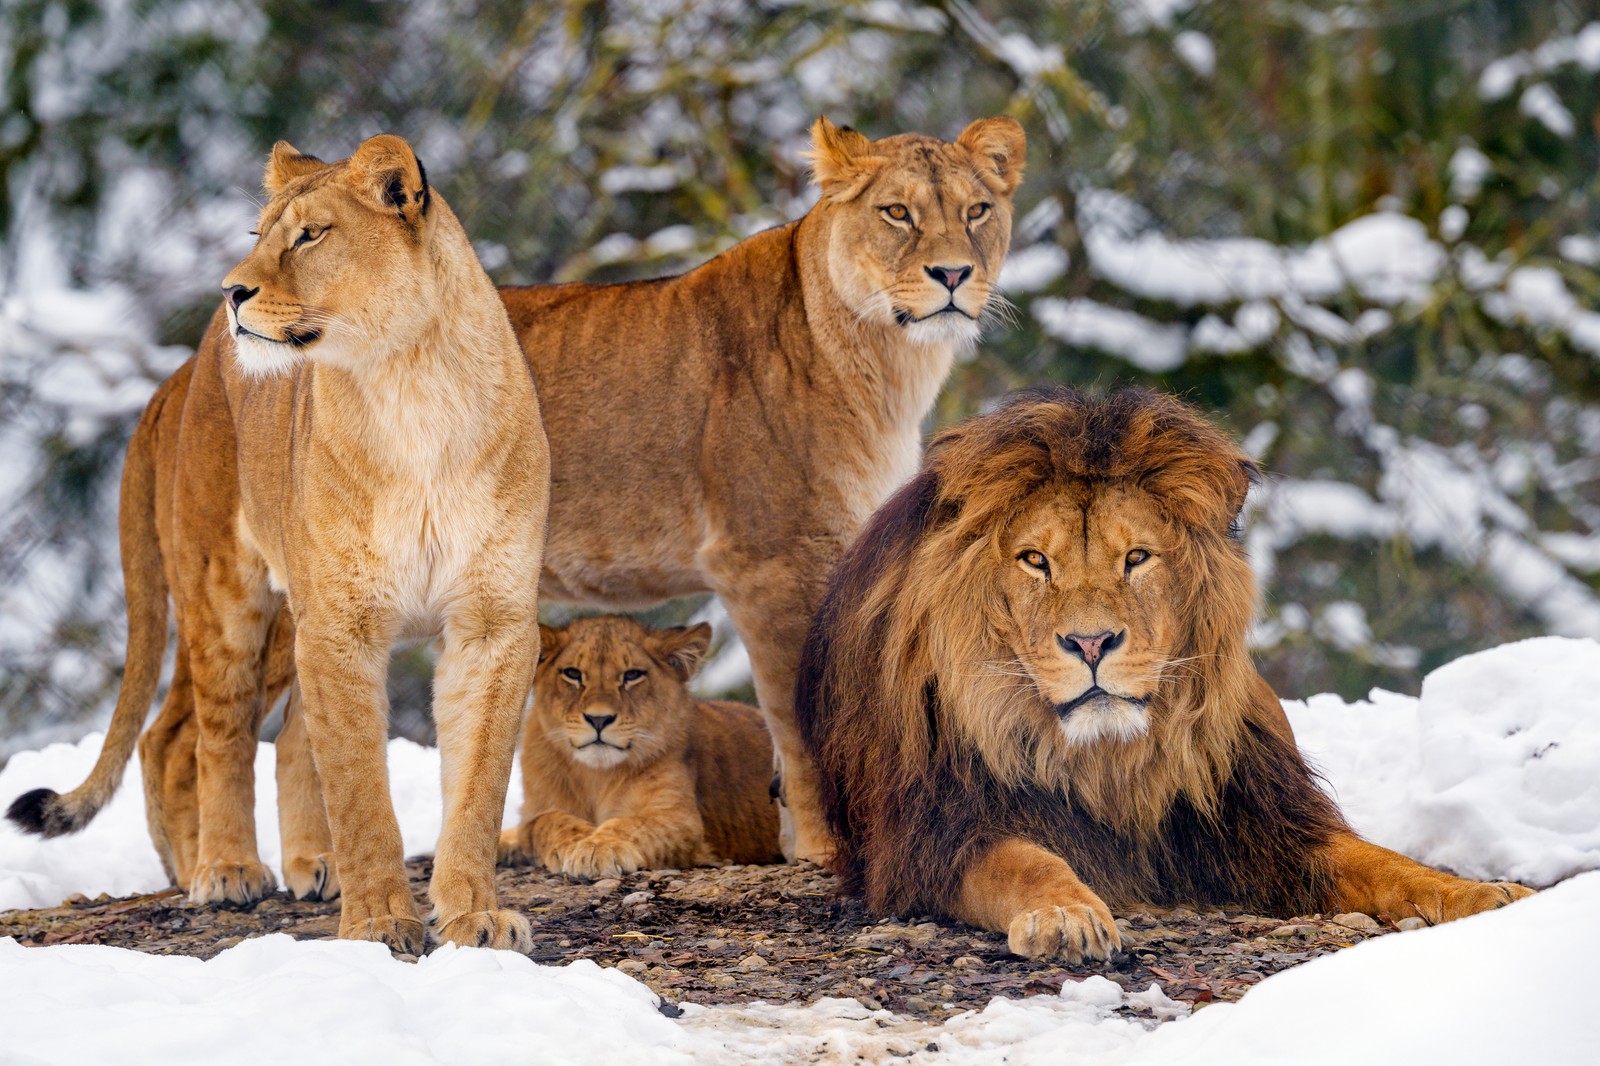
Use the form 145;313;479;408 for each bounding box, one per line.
0;858;1404;1022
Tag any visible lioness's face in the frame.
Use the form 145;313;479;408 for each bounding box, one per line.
532;618;711;770
808;117;1025;350
998;484;1180;747
221;136;437;376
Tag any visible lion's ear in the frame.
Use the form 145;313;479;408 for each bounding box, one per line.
651;623;713;682
956;116;1026;196
346;133;431;225
536;623;566;664
263;141;326;197
805;116;886;202
1227;457;1260;533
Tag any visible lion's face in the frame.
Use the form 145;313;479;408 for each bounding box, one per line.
220;136;437;376
532;617;711;770
997;484;1182;748
807;116;1025;350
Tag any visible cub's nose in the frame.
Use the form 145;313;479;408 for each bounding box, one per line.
1055;629;1126;668
583;712;616;736
222;284;259;312
924;264;973;292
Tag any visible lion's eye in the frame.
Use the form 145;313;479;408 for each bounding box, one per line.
293;225;326;249
967;202;990;221
622;669;646;684
1018;550;1050;576
1125;549;1152;569
559;667;583;684
881;204;910;222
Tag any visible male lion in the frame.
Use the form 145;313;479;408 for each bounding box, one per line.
108;114;1027;873
795;387;1534;961
498;616;783;878
8;135;549;954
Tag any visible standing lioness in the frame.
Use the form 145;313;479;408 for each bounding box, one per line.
10;135;550;953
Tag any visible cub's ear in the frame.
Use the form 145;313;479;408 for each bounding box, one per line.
536;623;567;665
346;133;431;225
956;116;1026;196
263;141;326;197
651;623;714;683
805;116;886;203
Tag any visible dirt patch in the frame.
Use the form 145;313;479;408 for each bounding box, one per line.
0;859;1396;1021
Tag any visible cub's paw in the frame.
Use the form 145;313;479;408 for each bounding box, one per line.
342;914;427;955
497;827;534;867
1008;900;1121;963
283;853;341;901
554;834;647;880
1407;879;1536;925
437;908;533;952
189;859;277;906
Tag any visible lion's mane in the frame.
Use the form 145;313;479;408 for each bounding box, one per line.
796;387;1347;918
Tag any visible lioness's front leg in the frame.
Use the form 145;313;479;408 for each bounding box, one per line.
429;603;537;951
1323;831;1534;924
295;619;423;953
954;838;1121;963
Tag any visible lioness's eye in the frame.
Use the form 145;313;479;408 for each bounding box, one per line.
622;669;646;684
1018;550;1050;576
968;202;990;221
559;667;583;684
881;204;910;222
1125;549;1151;569
293;225;325;248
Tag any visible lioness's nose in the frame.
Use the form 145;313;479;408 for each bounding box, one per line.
583;712;616;735
925;264;973;292
1056;629;1126;668
222;284;259;312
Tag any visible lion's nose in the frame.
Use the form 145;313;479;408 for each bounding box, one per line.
222;284;259;312
924;264;973;292
583;712;616;735
1056;629;1126;668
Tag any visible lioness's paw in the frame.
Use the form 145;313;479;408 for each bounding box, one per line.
437;908;533;952
283;853;341;901
189;859;277;906
556;834;647;880
341;914;427;955
497;827;534;867
1008;901;1121;963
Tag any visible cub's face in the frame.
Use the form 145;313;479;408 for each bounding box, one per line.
808;116;1026;350
220;135;437;376
997;484;1181;747
532;618;712;770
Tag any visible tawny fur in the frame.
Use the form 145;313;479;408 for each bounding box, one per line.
8;135;550;956
796;387;1535;962
498;616;782;878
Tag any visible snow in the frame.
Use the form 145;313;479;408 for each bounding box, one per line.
1;638;1597;1062
1033;297;1188;371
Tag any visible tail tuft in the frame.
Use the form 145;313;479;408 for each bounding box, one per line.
6;788;76;837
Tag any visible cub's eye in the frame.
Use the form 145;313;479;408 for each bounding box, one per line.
1125;549;1152;569
622;668;646;684
559;667;583;684
293;225;326;248
1018;549;1050;576
967;202;991;221
881;204;910;222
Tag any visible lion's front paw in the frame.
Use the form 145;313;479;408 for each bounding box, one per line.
1008;900;1121;963
189;858;277;906
283;852;340;901
553;833;648;880
436;908;533;951
1404;878;1535;925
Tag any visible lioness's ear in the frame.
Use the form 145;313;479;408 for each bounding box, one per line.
805;116;886;202
651;624;713;682
956;116;1027;196
263;141;326;197
537;623;566;664
346;133;431;225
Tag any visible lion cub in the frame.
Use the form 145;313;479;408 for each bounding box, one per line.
500;617;782;878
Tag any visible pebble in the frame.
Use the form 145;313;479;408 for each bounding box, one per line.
592;878;622;893
1396;917;1428;932
702;970;737;988
736;953;768;971
854;922;939;946
952;955;984;970
859;996;883;1011
1266;923;1318;939
1331;912;1382;934
616;960;647;975
621;891;654;907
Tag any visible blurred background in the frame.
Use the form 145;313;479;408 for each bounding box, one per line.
2;0;1597;756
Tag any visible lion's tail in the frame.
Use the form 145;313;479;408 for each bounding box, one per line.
7;384;171;837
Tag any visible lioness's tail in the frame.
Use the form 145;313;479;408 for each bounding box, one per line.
6;378;173;836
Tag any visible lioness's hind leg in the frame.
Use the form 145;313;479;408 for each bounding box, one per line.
1324;832;1535;925
138;638;197;889
277;684;339;901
